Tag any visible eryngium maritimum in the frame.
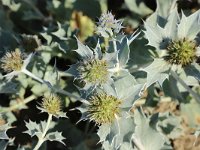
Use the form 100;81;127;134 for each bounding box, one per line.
1;49;24;72
88;93;121;124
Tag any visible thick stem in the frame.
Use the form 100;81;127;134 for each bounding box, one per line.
0;95;36;113
33;114;52;150
170;70;200;103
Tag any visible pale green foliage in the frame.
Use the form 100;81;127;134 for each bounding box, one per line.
143;1;200;87
0;0;200;150
132;109;166;150
24;119;65;147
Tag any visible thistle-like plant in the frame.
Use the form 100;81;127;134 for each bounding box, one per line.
143;5;200;87
77;74;144;148
0;49;44;82
25;94;66;150
0;49;52;86
37;93;66;118
67;38;118;97
0;49;30;78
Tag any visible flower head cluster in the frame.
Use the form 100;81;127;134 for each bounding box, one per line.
87;93;121;124
96;12;123;37
1;49;24;73
77;75;143;148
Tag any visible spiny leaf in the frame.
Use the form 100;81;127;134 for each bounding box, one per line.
23;120;42;138
74;38;93;59
0;124;11;140
46;131;66;145
178;10;200;40
132;109;166;150
142;58;171;87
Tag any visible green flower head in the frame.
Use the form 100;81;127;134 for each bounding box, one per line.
41;94;62;115
164;39;197;66
87;93;121;124
38;94;66;118
77;59;109;85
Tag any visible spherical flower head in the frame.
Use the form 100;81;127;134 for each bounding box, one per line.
164;39;197;66
87;93;122;125
41;94;62;116
78;59;109;85
1;49;24;72
96;12;123;37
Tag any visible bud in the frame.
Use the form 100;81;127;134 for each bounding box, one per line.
87;93;121;124
164;39;197;66
1;49;24;72
96;12;123;37
78;59;109;84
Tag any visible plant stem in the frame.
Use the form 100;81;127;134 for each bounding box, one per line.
33;114;52;150
112;39;117;52
0;95;36;113
170;70;200;103
22;69;45;84
22;69;86;101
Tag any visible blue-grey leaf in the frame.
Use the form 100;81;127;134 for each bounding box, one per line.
178;10;200;40
142;59;171;87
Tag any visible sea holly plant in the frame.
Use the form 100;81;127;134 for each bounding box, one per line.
142;2;200;104
0;49;45;84
77;74;144;149
67;12;140;97
143;3;200;87
1;0;200;150
67;37;118;97
24;94;66;150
